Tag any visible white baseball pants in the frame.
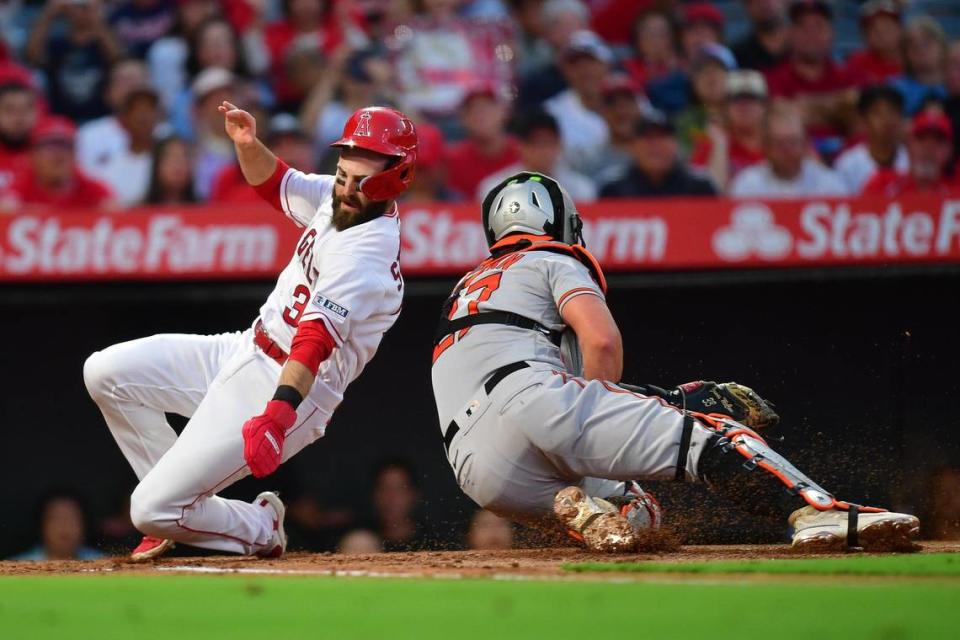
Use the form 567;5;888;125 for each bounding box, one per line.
83;328;331;554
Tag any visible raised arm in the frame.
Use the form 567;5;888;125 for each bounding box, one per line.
218;101;279;185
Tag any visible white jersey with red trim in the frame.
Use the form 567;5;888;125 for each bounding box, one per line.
258;168;403;410
430;249;602;427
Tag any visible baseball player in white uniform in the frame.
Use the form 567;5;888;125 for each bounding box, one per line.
432;171;921;552
84;105;417;560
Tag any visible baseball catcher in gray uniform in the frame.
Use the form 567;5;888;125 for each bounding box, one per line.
431;171;920;552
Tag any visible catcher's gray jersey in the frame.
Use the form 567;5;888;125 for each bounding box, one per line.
431;247;714;524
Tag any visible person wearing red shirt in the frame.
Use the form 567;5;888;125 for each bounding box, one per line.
764;0;859;150
445;86;520;199
0;79;38;193
845;0;903;85
690;70;768;190
4;117;113;210
679;2;725;62
863;110;955;198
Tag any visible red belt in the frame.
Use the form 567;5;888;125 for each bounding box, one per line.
254;320;288;366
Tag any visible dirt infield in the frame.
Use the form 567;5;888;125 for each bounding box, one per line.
3;541;959;578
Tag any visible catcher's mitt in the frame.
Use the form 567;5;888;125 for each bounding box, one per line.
619;380;779;430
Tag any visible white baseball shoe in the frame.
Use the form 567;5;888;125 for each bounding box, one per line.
789;505;920;552
554;484;662;553
129;536;175;562
254;491;287;558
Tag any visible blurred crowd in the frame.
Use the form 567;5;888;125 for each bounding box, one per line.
1;0;960;212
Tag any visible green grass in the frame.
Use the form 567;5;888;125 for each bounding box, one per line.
2;573;959;640
564;552;960;577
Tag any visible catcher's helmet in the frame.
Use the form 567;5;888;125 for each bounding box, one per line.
481;172;584;246
331;107;418;201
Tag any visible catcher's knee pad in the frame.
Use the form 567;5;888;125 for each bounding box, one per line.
691;413;883;517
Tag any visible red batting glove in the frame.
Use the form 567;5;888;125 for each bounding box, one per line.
242;400;297;478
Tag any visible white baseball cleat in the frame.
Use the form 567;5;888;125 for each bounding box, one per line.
129;536;175;562
254;491;288;558
554;484;662;553
789;505;920;552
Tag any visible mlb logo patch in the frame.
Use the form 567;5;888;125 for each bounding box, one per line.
313;292;349;319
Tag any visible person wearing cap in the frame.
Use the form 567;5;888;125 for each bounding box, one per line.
0;78;38;193
585;73;649;188
729;102;848;198
889;16;948;116
4;116;114;210
516;0;590;107
680;2;725;62
446;86;520;200
403;121;462;202
544;29;614;174
600;110;717;198
189;67;248;200
862;109;956;197
834;85;908;195
944;41;960;170
690;70;768;190
731;0;789;71
210;113;317;204
24;0;122;122
476;108;596;202
675;43;737;156
765;0;859;147
845;0;903;85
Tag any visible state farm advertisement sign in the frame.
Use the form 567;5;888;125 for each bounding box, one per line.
1;197;958;281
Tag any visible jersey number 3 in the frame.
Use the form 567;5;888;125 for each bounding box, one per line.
282;284;310;326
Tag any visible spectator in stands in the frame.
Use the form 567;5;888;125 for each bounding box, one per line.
77;58;150;164
144;136;196;205
834;85;908;195
256;0;363;110
109;0;176;58
190;68;244;200
862;110;955;197
168;16;254;140
0;78;37;193
731;0;789;71
338;529;384;554
890;16;948;116
679;2;725;62
466;510;514;551
586;74;645;188
730;103;848;198
516;0;590;107
690;70;768;191
211;113;314;203
945;40;960;170
675;43;737;156
544;30;612;174
302;49;392;157
845;0;903;85
367;459;429;552
403;121;460;202
765;0;858;154
9;490;103;561
446;86;520;200
392;0;514;130
147;0;222;110
25;0;123;122
4;116;114;210
476;109;596;202
510;0;554;80
626;11;689;115
601;109;716;198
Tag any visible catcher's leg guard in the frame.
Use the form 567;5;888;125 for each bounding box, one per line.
687;413;922;551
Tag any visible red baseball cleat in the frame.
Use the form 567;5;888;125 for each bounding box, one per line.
130;536;175;562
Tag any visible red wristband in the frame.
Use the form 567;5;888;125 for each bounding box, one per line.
252;159;290;212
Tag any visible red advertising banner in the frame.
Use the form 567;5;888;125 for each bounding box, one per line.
1;196;959;281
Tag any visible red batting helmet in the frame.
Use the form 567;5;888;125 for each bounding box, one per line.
331;107;418;201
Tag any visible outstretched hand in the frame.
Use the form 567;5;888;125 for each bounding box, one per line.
219;101;257;146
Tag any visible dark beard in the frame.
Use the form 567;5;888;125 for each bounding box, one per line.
331;192;389;231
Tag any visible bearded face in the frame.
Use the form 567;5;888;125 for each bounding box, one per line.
331;190;389;231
